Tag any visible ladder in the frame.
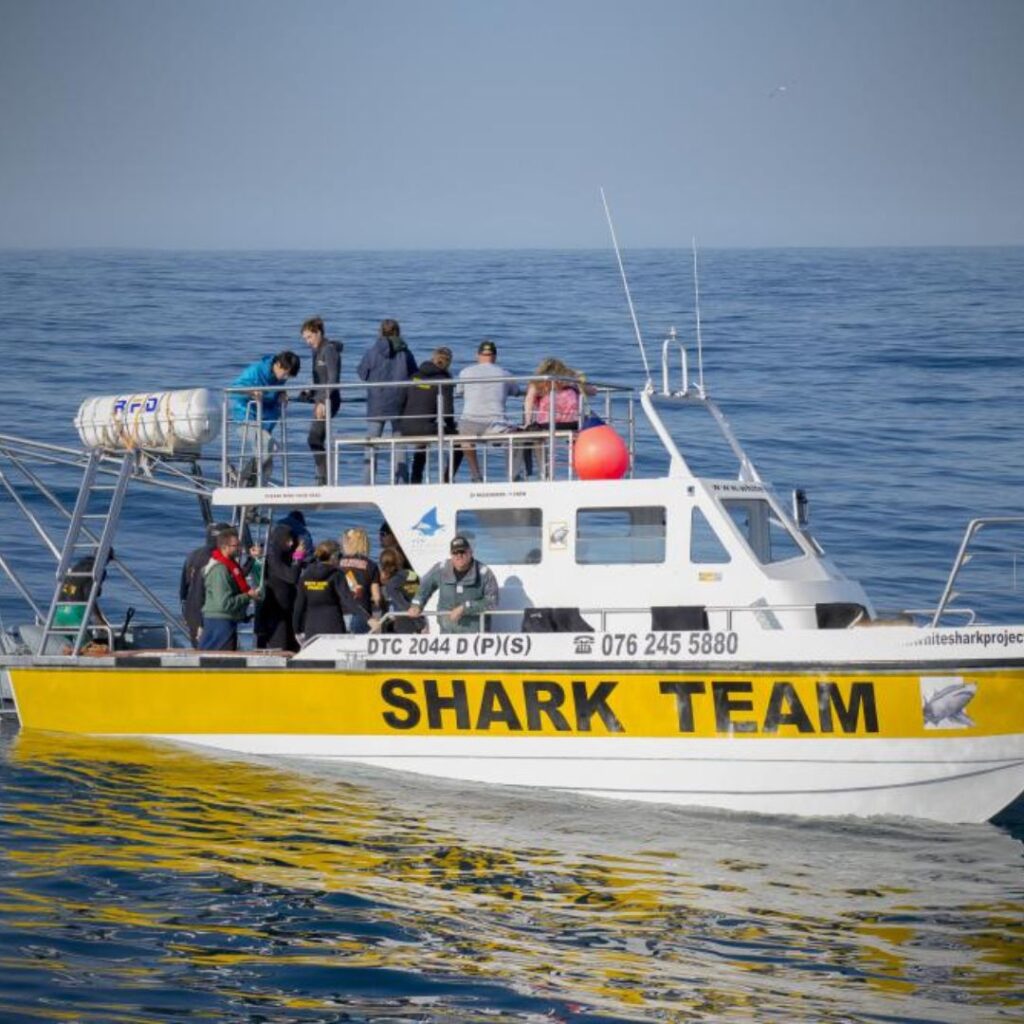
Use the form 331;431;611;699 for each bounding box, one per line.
36;450;136;655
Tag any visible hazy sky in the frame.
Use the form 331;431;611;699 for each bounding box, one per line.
1;0;1022;248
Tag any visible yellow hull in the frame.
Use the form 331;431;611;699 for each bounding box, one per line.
9;663;1024;740
9;663;1024;822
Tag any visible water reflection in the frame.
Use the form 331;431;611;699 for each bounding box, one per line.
1;725;1022;1022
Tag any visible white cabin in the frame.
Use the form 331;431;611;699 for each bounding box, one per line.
213;351;872;636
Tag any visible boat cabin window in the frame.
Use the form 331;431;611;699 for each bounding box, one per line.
455;508;543;564
690;507;731;564
721;498;805;564
575;506;666;565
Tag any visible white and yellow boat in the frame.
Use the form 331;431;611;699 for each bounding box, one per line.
1;342;1022;824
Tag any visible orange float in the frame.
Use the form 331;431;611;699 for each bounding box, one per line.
572;424;629;480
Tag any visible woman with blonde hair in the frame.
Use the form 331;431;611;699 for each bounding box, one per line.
293;539;363;642
523;357;593;477
524;357;588;431
338;527;382;633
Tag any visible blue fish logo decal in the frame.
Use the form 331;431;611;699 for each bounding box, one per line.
411;506;443;536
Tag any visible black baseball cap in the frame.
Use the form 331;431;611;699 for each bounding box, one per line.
478;340;497;355
450;535;472;553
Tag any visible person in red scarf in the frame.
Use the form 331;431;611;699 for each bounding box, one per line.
200;527;258;651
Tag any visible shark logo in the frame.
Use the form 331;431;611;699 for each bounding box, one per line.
920;676;977;729
411;506;444;536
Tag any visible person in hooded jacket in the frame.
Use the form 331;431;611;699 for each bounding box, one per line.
179;521;232;646
356;318;417;483
277;509;313;568
293;540;364;642
397;346;465;484
254;523;305;651
229;350;301;485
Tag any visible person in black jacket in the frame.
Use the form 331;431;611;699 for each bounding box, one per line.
379;547;425;634
254;523;306;651
298;317;343;486
179;522;231;646
398;347;463;483
293;540;364;642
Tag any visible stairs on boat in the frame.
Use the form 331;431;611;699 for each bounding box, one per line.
35;451;136;655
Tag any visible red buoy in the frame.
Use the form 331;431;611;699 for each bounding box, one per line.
573;424;629;480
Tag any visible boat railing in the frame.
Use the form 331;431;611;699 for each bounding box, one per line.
930;515;1024;627
660;326;693;398
902;607;978;627
219;375;636;490
374;601;862;635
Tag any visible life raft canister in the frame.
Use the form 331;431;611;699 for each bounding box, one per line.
74;388;221;453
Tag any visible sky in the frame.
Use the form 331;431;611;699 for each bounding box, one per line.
0;0;1022;249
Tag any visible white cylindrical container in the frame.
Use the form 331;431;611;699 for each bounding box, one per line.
74;389;221;452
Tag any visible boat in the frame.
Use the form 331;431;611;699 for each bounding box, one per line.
0;332;1022;825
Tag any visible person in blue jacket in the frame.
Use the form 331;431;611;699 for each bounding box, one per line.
229;351;300;485
356;319;417;484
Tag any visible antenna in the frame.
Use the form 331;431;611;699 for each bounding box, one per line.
600;188;652;386
692;236;705;396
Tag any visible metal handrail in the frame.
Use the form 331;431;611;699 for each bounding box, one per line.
374;601;845;634
330;427;579;485
220;373;632;489
930;515;1024;627
660;327;689;397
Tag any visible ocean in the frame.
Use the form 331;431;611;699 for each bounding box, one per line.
0;247;1022;1021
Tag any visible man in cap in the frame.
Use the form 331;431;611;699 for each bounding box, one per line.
407;535;498;634
455;340;522;483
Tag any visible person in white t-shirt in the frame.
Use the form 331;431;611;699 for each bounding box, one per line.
455;340;522;482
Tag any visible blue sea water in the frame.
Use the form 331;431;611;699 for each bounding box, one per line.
0;248;1022;1021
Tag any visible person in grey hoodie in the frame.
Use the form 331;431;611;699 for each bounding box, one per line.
356;319;417;484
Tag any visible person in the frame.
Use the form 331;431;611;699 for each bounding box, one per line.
54;550;113;633
456;340;522;482
293;540;364;642
179;521;231;646
522;357;596;477
296;317;342;485
338;527;382;633
254;523;306;651
379;521;410;570
378;546;425;634
199;528;258;651
228;351;301;485
277;509;314;566
397;346;463;484
356;319;417;484
523;357;587;430
408;535;498;634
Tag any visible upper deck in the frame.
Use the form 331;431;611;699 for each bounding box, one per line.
200;340;876;633
2;336;1018;654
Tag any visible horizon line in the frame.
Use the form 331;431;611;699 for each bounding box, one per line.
2;242;1023;255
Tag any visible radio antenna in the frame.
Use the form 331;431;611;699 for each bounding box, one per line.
692;236;706;395
600;188;652;386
